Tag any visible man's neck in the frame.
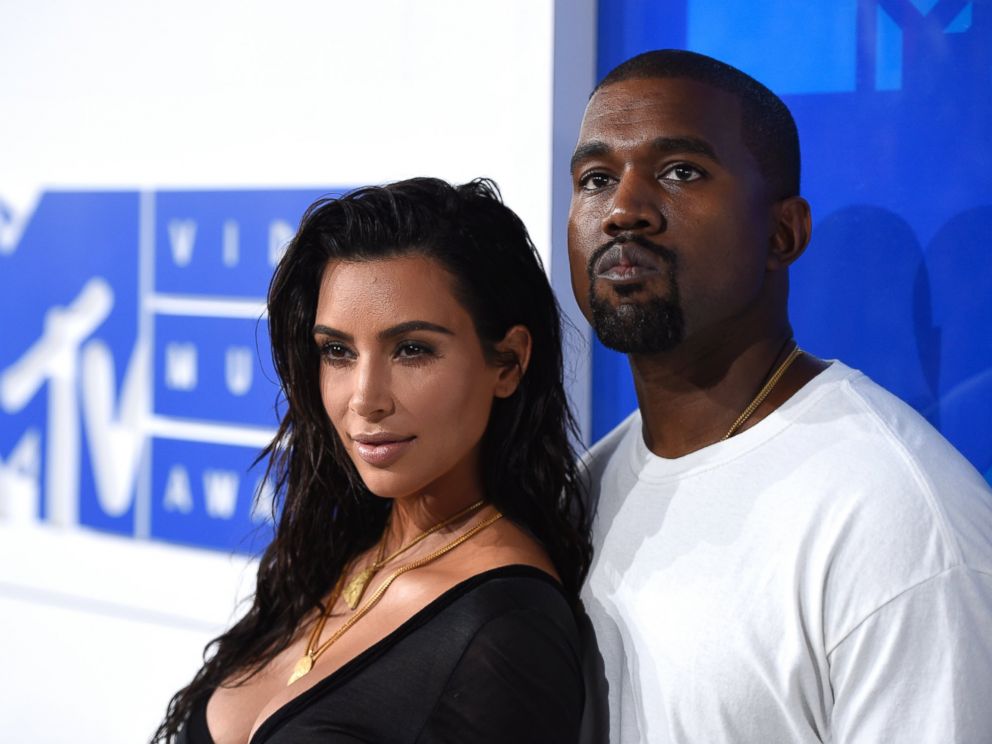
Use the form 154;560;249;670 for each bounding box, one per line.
629;324;827;459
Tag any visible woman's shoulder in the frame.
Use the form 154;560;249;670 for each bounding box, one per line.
425;511;559;585
413;565;585;743
412;516;574;632
395;561;581;672
422;563;576;632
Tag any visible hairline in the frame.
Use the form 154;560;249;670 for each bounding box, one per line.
591;65;799;199
592;72;769;189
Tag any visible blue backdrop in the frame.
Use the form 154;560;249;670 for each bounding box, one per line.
592;0;992;484
0;188;335;553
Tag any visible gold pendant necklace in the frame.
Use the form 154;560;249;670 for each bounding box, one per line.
340;549;386;610
287;655;314;686
287;507;503;686
339;499;485;610
341;567;377;610
722;344;803;440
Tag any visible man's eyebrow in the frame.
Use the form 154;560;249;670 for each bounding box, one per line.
312;320;454;342
570;141;611;174
570;137;720;174
652;136;720;163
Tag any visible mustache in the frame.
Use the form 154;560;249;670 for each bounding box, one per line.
586;234;678;280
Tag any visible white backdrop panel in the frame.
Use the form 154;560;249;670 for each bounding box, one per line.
0;2;556;741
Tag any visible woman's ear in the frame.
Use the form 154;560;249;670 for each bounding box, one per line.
493;325;532;399
767;196;812;271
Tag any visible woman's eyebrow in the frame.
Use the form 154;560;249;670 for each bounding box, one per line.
312;324;351;341
312;320;454;341
378;320;454;340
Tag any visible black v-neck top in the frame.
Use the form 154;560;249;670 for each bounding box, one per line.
179;565;583;744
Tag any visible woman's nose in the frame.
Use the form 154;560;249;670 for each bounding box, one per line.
348;359;395;420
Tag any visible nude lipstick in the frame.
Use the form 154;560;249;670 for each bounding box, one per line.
351;432;415;467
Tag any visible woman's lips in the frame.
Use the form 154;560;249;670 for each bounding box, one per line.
352;436;415;467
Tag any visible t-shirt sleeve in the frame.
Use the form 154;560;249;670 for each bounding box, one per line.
414;606;584;744
828;565;992;742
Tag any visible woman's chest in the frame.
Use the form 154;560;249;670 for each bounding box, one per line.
205;582;445;744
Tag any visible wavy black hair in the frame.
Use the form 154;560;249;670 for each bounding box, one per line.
153;177;592;742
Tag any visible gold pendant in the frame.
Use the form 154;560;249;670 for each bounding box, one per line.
287;655;313;686
342;566;376;610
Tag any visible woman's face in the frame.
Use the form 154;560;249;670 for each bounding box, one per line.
313;255;516;501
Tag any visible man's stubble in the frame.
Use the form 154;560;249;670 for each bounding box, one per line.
587;251;686;355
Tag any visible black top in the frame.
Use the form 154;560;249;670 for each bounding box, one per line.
180;565;583;744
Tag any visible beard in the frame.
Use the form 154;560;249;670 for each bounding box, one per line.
586;237;685;354
590;291;685;353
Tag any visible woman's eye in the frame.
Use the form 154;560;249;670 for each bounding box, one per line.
319;342;354;365
395;342;433;360
661;164;703;182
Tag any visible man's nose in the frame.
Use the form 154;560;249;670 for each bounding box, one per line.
349;359;395;420
602;172;665;236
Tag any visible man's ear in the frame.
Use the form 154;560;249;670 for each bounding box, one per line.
493;325;532;399
767;196;812;271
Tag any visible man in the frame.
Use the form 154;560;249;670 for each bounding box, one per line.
570;49;992;743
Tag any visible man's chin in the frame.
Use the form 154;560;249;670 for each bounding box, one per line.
590;296;685;354
594;329;683;355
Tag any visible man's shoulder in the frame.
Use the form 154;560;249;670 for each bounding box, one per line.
584;410;641;470
577;410;642;510
814;362;986;490
800;362;992;567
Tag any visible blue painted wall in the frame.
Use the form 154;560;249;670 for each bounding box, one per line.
592;0;991;484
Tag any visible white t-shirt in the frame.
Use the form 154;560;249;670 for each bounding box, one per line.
580;361;992;743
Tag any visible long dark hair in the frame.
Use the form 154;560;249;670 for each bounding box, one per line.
153;177;591;742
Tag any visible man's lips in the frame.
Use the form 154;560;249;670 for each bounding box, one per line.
351;433;416;467
592;241;666;283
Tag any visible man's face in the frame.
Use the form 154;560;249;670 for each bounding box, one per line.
567;76;774;354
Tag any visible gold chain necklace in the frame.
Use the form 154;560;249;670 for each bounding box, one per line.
287;508;503;686
722;344;803;440
341;499;485;610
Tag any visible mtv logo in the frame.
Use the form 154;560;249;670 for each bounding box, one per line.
0;187;341;554
686;0;975;93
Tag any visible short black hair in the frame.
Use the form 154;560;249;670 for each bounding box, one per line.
595;49;801;199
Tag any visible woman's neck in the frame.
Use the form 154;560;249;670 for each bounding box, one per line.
383;489;489;548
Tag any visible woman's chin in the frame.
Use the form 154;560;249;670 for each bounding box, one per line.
353;473;420;503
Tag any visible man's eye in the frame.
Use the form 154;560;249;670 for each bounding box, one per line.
578;173;613;191
661;164;703;182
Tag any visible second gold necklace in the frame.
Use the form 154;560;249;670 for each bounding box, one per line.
341;499;485;610
288;507;503;685
722;344;803;440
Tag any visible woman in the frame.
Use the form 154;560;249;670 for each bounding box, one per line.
154;177;592;744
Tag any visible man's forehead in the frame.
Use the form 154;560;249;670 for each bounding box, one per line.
579;76;742;140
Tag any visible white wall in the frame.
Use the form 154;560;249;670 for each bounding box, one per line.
0;0;555;261
0;2;567;741
0;524;256;742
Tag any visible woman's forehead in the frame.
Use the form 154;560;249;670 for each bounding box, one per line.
315;255;467;329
